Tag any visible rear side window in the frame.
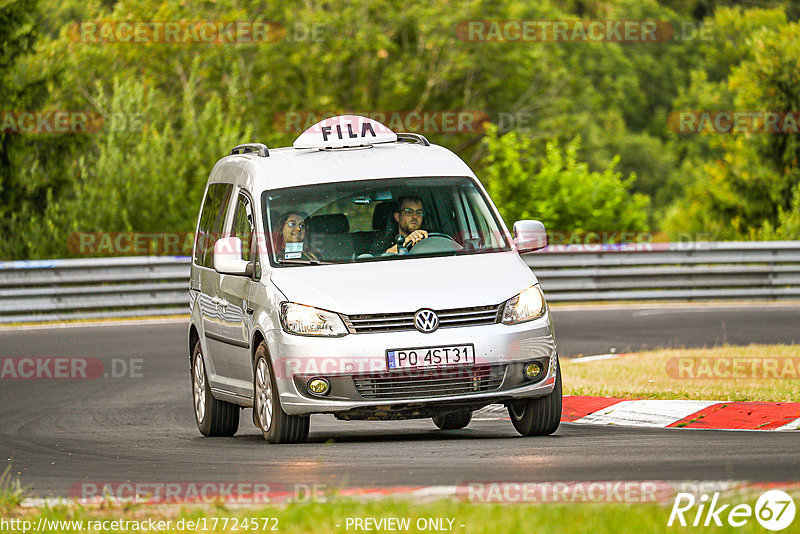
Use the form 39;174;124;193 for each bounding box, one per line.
194;183;234;268
231;192;255;262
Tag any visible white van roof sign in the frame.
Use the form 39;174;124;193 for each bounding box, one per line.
293;115;397;149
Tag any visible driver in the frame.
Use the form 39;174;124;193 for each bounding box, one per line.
371;195;429;255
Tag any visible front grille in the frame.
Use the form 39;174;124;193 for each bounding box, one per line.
343;304;501;334
353;364;506;400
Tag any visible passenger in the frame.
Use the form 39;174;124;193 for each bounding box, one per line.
371;195;429;255
275;211;319;260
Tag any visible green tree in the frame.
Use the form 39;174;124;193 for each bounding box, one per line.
30;72;253;258
480;124;650;233
5;0;797;259
0;0;83;258
664;16;800;239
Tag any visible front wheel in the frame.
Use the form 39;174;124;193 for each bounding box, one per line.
192;342;239;437
253;342;309;444
507;364;562;436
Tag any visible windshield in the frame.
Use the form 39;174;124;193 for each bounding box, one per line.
261;176;511;266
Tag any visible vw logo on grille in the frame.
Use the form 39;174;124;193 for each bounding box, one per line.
414;309;439;333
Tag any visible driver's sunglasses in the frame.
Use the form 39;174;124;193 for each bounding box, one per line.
401;208;425;217
286;221;306;230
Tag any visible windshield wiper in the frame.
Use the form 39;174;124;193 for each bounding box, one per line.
276;258;334;265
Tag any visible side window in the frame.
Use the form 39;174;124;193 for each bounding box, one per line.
231;192;255;262
194;187;216;266
194;183;234;268
449;187;484;250
465;186;502;248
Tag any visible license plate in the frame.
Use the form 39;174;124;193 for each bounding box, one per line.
386;344;475;371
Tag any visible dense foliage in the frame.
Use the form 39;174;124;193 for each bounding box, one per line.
1;0;798;259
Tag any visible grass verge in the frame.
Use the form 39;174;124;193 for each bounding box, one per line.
0;467;24;516
562;344;800;402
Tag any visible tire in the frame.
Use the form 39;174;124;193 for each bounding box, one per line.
432;410;472;430
253;342;309;444
192;341;239;437
507;363;562;436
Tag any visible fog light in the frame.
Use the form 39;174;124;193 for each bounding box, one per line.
524;362;543;380
307;378;330;396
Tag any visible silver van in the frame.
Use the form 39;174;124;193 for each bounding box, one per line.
189;115;560;443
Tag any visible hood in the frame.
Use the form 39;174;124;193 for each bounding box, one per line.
269;251;537;314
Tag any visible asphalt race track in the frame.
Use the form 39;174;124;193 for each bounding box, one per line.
551;303;800;356
1;304;799;498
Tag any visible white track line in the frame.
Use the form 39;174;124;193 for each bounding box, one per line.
776;417;800;431
568;353;622;363
573;400;718;428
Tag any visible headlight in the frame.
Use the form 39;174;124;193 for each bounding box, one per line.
279;302;348;337
502;285;546;325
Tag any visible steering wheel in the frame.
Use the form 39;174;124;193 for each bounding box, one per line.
412;233;463;255
426;232;458;242
397;232;457;250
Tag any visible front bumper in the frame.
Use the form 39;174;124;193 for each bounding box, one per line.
265;313;558;416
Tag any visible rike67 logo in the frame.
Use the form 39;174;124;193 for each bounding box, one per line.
669;490;796;531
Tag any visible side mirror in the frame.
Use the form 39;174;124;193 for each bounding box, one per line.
513;220;547;253
214;237;255;276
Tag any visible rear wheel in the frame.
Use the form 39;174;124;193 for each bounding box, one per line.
432;410;472;430
507;363;562;436
192;341;239;437
253;342;309;444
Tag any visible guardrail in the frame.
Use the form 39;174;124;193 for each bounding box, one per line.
1;241;798;323
525;241;800;302
0;256;190;323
